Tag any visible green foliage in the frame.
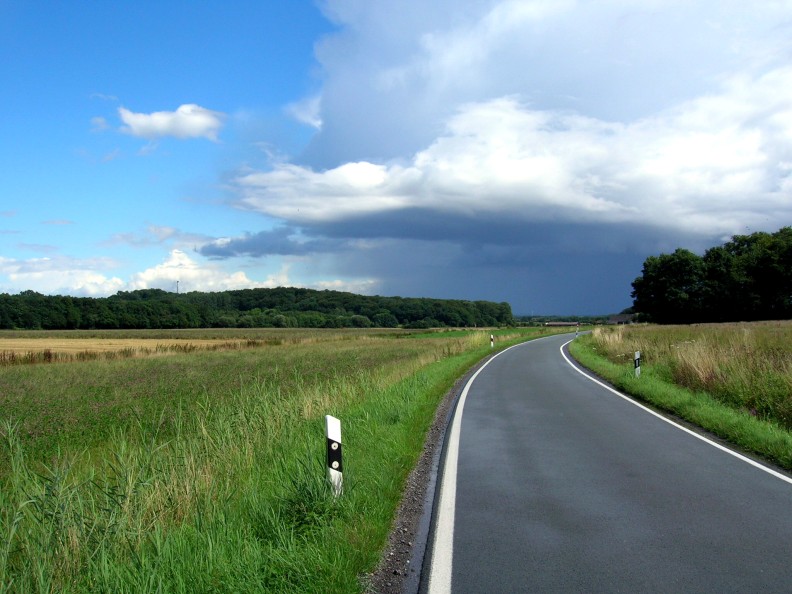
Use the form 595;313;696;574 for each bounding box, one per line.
0;288;514;331
632;227;792;323
632;248;705;324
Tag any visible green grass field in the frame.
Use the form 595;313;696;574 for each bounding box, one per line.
0;327;561;593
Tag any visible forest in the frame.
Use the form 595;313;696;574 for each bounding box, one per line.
631;227;792;324
0;287;514;330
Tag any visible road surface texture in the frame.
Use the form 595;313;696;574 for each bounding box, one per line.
421;333;792;593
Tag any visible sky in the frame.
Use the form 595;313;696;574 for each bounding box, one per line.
2;1;792;315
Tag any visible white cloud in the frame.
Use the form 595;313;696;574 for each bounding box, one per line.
127;250;273;291
286;94;323;129
0;256;124;296
302;0;792;168
119;104;226;141
232;62;792;238
127;250;377;295
314;278;380;294
0;252;291;297
234;161;419;221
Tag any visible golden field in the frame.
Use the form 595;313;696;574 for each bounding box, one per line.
0;337;241;353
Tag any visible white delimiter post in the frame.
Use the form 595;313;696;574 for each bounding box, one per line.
634;351;641;378
325;415;343;497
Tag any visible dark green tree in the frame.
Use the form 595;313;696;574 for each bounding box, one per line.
631;249;704;324
633;227;792;323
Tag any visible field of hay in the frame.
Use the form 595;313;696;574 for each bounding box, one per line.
0;337;239;353
0;328;409;365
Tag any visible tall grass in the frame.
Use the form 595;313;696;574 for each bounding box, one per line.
586;322;792;428
0;327;555;592
571;323;792;469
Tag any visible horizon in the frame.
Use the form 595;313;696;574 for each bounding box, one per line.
2;284;622;319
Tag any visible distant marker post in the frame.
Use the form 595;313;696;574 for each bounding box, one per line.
634;351;641;378
490;334;495;348
325;415;343;497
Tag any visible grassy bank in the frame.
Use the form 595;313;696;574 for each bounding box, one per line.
0;327;557;592
569;323;792;471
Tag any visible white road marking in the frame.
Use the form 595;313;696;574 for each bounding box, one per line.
426;337;552;593
560;339;792;486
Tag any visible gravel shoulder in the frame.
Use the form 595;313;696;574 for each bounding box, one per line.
363;357;489;594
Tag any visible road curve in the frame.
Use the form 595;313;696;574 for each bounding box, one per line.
420;333;792;593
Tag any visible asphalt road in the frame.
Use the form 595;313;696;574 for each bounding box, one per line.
421;333;792;593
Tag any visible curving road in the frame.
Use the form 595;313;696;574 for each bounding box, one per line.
421;333;792;593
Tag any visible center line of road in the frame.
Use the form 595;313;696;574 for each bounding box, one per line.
560;339;792;486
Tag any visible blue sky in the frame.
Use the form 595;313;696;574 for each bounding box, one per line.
2;1;792;314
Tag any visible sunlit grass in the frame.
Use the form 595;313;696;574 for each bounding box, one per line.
0;327;561;592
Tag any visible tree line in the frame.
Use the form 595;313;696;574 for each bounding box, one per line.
631;227;792;324
0;287;514;330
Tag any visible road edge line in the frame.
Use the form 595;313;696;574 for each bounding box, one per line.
424;336;556;593
560;339;792;486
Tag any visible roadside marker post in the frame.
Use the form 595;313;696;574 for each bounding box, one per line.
325;415;343;497
634;351;641;378
490;334;494;348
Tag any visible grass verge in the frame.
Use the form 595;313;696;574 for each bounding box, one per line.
569;333;792;471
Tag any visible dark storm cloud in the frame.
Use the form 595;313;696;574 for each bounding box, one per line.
203;206;712;313
199;226;347;258
315;229;649;315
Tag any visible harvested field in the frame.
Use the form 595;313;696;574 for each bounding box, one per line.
0;338;240;353
0;328;409;365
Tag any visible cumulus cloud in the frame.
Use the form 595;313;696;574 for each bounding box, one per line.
126;249;293;292
314;278;380;294
119;104;226;140
231;68;792;240
234;0;792;242
0;252;291;297
0;256;124;296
